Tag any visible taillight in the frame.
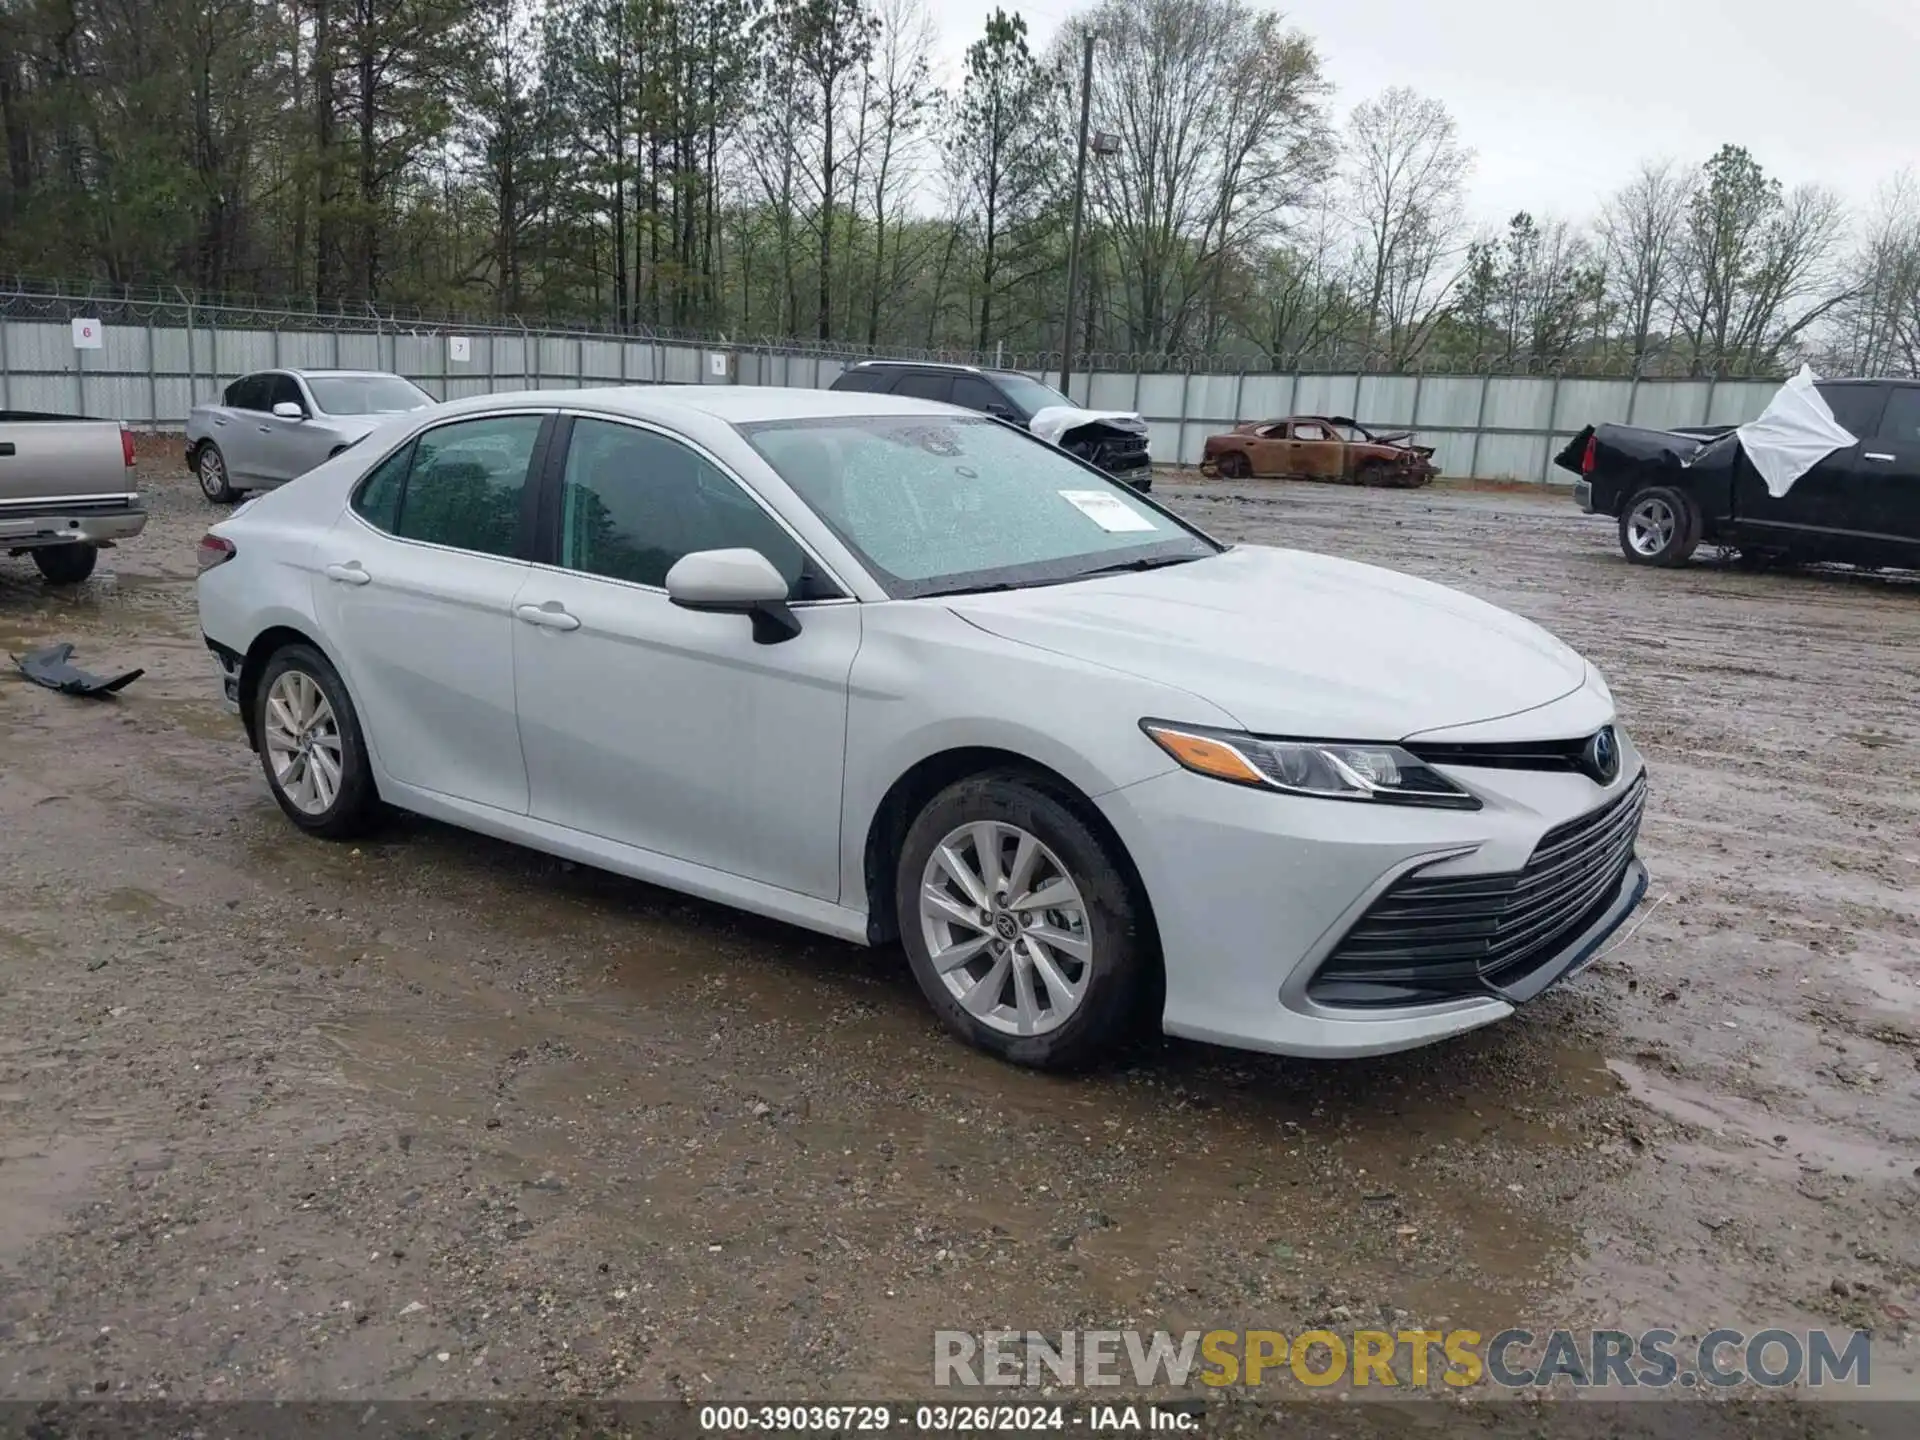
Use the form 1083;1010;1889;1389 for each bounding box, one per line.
1580;436;1597;474
197;534;236;572
120;423;137;469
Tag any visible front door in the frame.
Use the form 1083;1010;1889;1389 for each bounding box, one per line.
1731;383;1887;551
511;415;861;901
310;411;550;813
1288;421;1345;479
253;373;316;486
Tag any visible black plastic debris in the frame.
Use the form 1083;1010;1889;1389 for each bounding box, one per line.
11;642;144;697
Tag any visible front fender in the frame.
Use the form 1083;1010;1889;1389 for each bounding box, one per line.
838;603;1238;907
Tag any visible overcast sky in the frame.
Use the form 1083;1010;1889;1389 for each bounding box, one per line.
930;0;1920;224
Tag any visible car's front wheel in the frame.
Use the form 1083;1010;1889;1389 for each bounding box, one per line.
1619;485;1700;567
197;443;238;503
1215;451;1251;480
896;772;1154;1071
253;644;380;839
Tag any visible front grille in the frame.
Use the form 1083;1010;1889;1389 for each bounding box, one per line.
1309;773;1646;1008
1402;735;1591;772
1069;434;1151;474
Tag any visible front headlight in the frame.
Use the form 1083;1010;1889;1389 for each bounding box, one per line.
1140;720;1481;809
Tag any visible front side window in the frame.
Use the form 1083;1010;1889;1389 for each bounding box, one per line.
892;372;952;403
266;374;305;413
557;417;819;594
225;375;268;411
992;372;1074;415
1816;384;1887;441
308;374;434;416
1874;387;1920;445
743;415;1217;598
387;414;543;558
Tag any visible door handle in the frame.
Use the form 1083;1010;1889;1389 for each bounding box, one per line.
213;417;227;426
0;442;14;457
324;562;371;586
1864;452;1895;463
258;425;273;433
516;603;580;631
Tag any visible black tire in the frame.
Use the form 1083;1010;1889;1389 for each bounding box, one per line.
1618;485;1700;567
252;643;381;840
1216;451;1251;480
895;771;1155;1071
31;543;98;585
196;442;239;503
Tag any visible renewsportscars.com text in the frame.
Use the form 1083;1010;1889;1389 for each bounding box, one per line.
933;1327;1873;1390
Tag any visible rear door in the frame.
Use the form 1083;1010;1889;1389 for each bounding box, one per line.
310;411;551;813
1859;385;1920;545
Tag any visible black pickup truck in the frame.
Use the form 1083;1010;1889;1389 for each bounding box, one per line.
1556;377;1920;569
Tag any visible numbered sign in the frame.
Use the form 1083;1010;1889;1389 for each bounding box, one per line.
707;351;729;378
448;336;472;363
72;318;104;350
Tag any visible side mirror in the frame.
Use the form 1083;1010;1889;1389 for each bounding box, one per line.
664;548;801;645
272;401;306;420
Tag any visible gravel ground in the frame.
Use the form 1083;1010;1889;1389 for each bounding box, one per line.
0;454;1916;1415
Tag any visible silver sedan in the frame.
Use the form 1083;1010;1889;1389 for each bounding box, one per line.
185;369;434;503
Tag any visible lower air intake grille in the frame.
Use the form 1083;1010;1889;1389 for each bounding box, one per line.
1309;773;1647;1008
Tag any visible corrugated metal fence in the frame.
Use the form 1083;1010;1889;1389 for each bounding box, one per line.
0;312;1782;484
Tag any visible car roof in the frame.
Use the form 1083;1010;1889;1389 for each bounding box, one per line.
430;383;975;426
844;359;983;375
1818;377;1920;388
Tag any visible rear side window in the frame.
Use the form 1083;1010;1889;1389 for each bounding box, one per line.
1816;384;1887;440
348;415;542;558
892;372;953;403
1875;388;1920;444
351;444;411;531
833;369;894;393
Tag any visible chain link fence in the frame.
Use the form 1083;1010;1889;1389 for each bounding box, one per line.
0;276;1788;482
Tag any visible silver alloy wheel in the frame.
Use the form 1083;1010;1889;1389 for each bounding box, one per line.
919;821;1093;1038
199;448;227;498
1627;495;1677;557
263;669;344;816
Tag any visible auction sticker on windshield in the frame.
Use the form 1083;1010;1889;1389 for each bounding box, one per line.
1059;490;1156;532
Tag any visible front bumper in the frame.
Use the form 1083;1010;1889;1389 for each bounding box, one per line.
0;495;148;549
1095;736;1650;1059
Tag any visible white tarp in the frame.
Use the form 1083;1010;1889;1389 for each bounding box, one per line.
1029;405;1146;446
1734;364;1857;498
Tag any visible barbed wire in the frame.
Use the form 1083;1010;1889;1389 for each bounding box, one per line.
0;274;1788;382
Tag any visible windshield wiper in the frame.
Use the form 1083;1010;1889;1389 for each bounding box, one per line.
1069;554;1203;580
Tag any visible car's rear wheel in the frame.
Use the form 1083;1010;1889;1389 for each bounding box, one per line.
31;543;98;585
896;772;1154;1071
197;443;238;504
254;644;380;839
1619;486;1700;567
1215;451;1251;480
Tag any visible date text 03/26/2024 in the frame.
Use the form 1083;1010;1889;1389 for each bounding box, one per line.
697;1403;1199;1433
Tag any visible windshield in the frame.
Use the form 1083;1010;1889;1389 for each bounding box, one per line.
307;375;434;416
992;372;1074;414
741;415;1217;598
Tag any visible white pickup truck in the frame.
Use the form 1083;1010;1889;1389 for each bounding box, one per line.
0;411;145;584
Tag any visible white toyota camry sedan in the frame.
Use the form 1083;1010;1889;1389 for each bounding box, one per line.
196;385;1649;1070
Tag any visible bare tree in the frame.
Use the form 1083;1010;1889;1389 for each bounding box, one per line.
1598;158;1691;368
859;0;934;346
1825;171;1920;377
1067;0;1326;355
1344;85;1472;367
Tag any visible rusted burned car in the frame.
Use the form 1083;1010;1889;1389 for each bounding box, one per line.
1201;416;1438;488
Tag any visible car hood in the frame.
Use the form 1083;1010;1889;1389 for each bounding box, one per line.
1028;406;1148;446
944;545;1589;739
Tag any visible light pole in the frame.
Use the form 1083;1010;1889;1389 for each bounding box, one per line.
1059;35;1115;401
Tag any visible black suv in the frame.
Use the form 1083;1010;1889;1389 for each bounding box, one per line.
828;360;1154;491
